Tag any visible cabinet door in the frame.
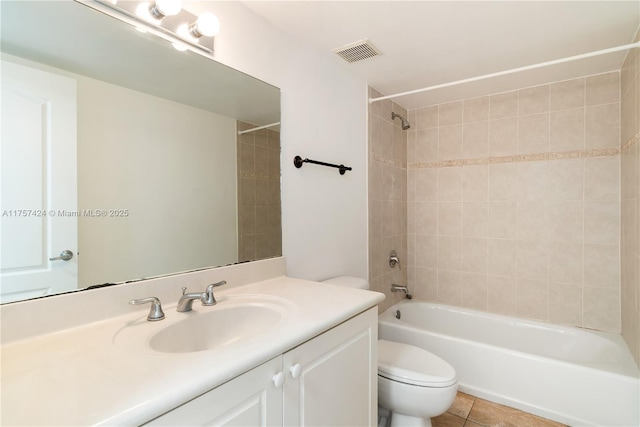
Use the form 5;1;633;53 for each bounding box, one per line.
145;356;284;427
283;307;377;427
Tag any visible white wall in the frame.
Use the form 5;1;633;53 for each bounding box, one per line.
186;1;369;281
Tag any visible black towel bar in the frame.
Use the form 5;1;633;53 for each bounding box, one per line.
293;155;352;175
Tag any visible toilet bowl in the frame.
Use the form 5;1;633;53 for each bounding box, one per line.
378;340;457;427
320;277;457;427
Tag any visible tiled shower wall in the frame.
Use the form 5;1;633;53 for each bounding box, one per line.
368;71;623;332
621;31;640;366
406;72;621;333
237;122;282;262
368;88;408;312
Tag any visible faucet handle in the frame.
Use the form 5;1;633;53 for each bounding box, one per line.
129;297;165;321
202;280;227;305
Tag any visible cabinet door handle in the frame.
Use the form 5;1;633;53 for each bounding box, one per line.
289;363;302;379
272;372;285;388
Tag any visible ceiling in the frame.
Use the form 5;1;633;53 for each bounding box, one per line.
241;1;640;109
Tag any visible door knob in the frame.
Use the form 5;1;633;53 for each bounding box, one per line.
290;363;302;379
272;372;285;388
49;250;73;261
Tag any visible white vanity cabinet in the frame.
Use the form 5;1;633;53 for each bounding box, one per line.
145;307;377;426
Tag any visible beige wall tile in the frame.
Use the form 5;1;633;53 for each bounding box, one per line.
549;159;584;201
463;121;489;159
438;269;461;305
416;105;438;130
517;201;548;241
415;168;438;201
415;202;438;235
488;163;518;201
488;238;517;277
487;275;517;315
548;283;582;326
549;78;585;111
584;244;620;288
440;101;463;126
439;125;463;160
382;200;403;237
517;278;548;320
586;72;620;106
463;202;488;237
438;202;462;236
548;241;583;284
461;237;488;273
383;164;404;202
584;286;621;332
464;96;490;123
463;165;488;201
518;113;550;154
584;201;620;245
415;235;438;269
488;201;516;239
548;201;583;243
585;103;621;148
584;156;620;201
438;167;463;201
490;90;518;119
519;85;550;115
438;236;462;271
416;128;438;162
550;108;585;151
489;117;518;156
517;161;549;201
517;240;549;281
413;267;438;301
460;272;488;310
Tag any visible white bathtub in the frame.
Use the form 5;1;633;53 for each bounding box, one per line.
378;301;640;427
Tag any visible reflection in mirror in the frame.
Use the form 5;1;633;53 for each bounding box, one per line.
0;1;281;304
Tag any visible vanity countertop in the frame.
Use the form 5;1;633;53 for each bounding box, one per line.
0;276;384;426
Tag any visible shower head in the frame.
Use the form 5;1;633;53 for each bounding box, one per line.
391;112;411;130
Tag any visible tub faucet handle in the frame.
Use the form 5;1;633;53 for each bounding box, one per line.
389;250;401;270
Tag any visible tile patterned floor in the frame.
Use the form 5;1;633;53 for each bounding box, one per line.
432;392;567;427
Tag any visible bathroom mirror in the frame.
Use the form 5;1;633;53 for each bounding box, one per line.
0;1;281;303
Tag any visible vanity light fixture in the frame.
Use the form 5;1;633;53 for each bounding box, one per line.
83;0;218;55
189;11;220;37
149;0;182;19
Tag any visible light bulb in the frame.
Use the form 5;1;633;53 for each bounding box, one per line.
150;0;182;19
172;42;188;51
189;12;220;37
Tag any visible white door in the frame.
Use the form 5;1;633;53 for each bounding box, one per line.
144;356;284;426
1;59;78;303
283;308;378;426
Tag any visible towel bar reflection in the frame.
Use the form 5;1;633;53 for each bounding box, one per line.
293;155;352;175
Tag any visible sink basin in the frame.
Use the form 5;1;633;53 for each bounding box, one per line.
149;301;285;354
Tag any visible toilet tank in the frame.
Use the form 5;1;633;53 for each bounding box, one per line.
321;276;369;290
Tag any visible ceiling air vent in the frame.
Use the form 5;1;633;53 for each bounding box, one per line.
333;39;382;63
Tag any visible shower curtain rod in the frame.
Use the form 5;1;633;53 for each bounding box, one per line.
369;42;640;104
237;121;281;135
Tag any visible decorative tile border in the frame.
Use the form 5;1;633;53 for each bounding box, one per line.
371;153;407;169
239;171;280;180
371;142;632;170
621;132;640;153
405;147;621;169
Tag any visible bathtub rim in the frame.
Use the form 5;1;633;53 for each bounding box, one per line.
379;299;640;379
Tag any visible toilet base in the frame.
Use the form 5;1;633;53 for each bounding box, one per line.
390;412;432;427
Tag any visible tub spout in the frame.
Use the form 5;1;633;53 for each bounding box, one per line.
391;284;412;299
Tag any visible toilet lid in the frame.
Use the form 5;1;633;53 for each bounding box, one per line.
378;340;456;387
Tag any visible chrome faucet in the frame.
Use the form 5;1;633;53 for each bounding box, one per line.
129;296;165;321
391;284;412;299
177;280;227;312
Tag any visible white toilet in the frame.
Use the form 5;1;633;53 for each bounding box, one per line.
378;339;457;426
321;276;458;427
